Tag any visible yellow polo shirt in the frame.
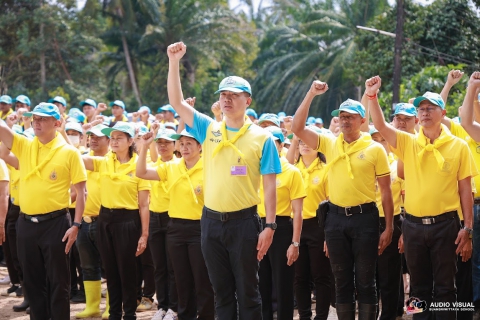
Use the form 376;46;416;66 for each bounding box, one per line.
7;164;19;206
376;154;403;217
92;153;151;210
149;157;181;213
84;151;108;216
0;109;13;121
295;157;328;219
449;121;480;198
395;128;477;217
317;132;390;207
11;133;87;215
258;157;306;218
0;160;9;181
156;158;204;220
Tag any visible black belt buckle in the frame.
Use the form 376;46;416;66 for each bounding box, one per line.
220;213;229;222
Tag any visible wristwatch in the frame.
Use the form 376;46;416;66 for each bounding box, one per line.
291;241;300;248
264;222;277;230
72;222;82;229
463;226;473;239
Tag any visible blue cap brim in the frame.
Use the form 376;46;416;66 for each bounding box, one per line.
101;127;134;137
214;87;250;94
24;111;60;120
331;109;361;117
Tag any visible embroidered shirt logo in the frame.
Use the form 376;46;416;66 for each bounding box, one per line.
50;170;57;181
211;130;221;137
194;185;202;195
357;151;366;160
312;176;320;185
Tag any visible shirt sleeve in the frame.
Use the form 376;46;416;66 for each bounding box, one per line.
156;162;168;182
69;149;87;185
0;159;9;181
185;111;214;144
137;178;152;192
260;136;282;175
458;142;479;180
394;131;410;160
316;134;334;159
92;157;104;173
289;168;307;200
10;134;29;159
375;145;391;177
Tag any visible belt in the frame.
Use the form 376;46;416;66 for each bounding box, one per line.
21;209;68;223
100;206;139;214
205;206;256;222
405;211;457;225
474;198;480;205
82;216;98;223
328;202;377;216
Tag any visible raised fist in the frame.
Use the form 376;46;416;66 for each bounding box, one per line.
468;71;480;90
185;97;196;107
446;69;464;86
211;101;221;116
97;103;107;112
309;81;328;96
167;42;187;61
283;116;293;131
365;76;381;96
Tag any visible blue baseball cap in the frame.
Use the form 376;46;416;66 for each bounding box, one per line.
139;106;151;114
0;95;12;104
101;122;135;138
413;92;445;110
369;126;379;136
24;103;61;120
86;124;108;137
155;128;177;141
331;99;366;118
306;116;316;125
171;129;199;142
258;113;280;127
52;96;67;107
15;95;30;106
315;118;323;124
158;104;175;113
394;103;417;117
215;76;252;96
80;99;97;109
110;100;126;110
164;122;176;130
68;108;86;123
278;111;286;118
246;108;258;119
135;123;149;136
65;121;84;134
265;126;285;143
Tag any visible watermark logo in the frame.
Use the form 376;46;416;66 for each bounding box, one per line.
405;297;427;315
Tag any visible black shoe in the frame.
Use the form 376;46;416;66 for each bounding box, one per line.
13;299;29;312
26;307;30;314
11;285;23;298
1;284;19;296
70;290;86;303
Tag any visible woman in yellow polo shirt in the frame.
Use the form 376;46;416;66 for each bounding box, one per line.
258;127;306;320
82;122;150;320
288;132;333;320
136;129;214;320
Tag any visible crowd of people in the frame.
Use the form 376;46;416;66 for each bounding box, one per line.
0;41;478;320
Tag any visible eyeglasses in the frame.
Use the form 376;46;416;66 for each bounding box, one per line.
339;115;358;121
417;107;439;114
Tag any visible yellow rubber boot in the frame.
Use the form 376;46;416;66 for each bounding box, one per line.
75;281;102;319
102;291;110;319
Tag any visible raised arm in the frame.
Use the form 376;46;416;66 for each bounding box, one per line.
460;72;480;141
291;81;328;149
440;70;464;105
0;121;15;150
365;76;398;149
360;92;370;133
167;42;195;127
136;132;161;181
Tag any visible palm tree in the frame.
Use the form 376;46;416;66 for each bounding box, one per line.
252;0;390;118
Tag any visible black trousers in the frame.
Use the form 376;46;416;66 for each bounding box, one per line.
403;217;458;320
259;216;295;320
148;211;177;311
136;244;155;301
377;215;402;320
17;211;71;320
97;208;140;320
295;217;332;320
5;203;21;284
167;218;214;320
456;221;473;320
69;208;84;294
201;206;263;320
325;204;379;304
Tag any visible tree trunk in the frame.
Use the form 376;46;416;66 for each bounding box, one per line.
117;8;142;107
40;22;46;94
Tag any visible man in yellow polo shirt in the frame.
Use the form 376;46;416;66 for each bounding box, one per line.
0;102;87;320
292;80;394;320
167;42;281;320
367;75;476;320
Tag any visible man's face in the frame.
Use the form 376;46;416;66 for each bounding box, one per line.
32;115;59;137
89;134;109;152
83;105;96;118
371;132;389;153
53;102;66;114
219;91;252;119
112;105;124;117
416;101;445;128
15;102;28;111
0;102;11;113
339;112;364;135
393;114;417;133
162;111;174;121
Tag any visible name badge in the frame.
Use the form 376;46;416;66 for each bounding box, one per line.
231;165;247;176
